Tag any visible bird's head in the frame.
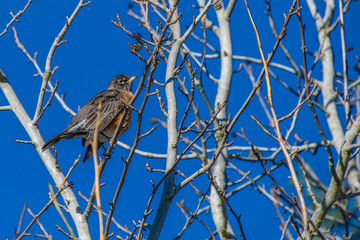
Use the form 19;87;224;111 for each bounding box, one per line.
108;74;137;91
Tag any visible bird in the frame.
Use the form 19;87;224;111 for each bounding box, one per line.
42;74;136;162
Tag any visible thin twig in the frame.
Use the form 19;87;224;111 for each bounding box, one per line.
12;27;76;116
27;209;52;240
339;0;349;124
33;80;59;125
278;83;317;122
243;0;309;237
33;0;91;122
92;103;105;240
13;202;27;240
0;0;33;38
16;156;80;240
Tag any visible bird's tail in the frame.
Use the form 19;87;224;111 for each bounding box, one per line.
42;131;75;151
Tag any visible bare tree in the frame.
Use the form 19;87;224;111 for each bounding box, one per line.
1;0;359;239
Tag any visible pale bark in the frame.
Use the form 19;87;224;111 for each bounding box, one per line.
0;69;91;239
306;0;360;229
210;0;236;239
147;1;181;239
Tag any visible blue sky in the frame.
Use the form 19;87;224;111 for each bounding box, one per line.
1;0;360;239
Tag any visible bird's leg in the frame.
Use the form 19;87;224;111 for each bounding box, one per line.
100;143;110;158
102;144;115;159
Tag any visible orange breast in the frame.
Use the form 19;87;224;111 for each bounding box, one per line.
104;110;131;132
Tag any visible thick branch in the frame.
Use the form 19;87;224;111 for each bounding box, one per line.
0;69;91;239
147;1;180;239
209;0;236;239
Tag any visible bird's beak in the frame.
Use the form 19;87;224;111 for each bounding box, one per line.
127;75;137;83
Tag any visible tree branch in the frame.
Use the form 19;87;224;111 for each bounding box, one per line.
0;69;91;239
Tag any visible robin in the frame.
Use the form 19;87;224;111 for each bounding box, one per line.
42;74;136;162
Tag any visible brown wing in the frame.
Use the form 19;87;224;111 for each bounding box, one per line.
82;89;126;147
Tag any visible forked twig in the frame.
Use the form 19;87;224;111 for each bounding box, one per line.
243;0;309;237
